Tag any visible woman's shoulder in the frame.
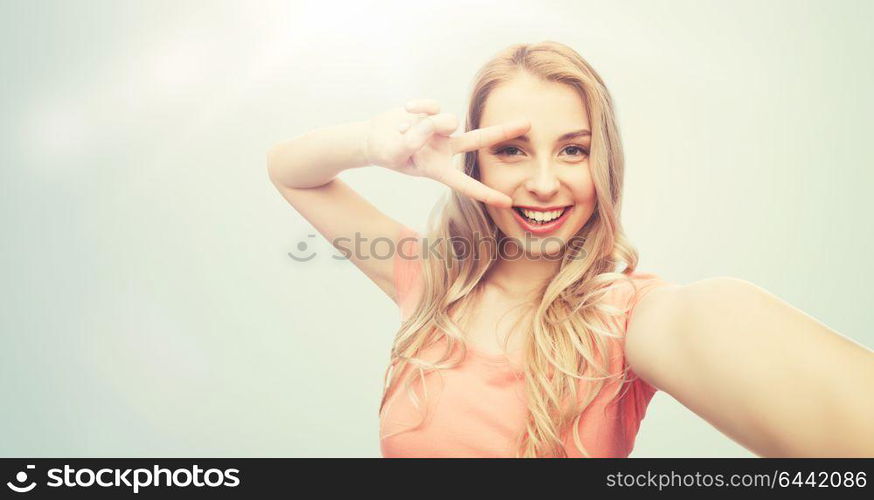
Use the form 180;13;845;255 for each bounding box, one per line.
606;269;671;301
601;270;678;330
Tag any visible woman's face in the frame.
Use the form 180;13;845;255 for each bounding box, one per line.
478;73;597;258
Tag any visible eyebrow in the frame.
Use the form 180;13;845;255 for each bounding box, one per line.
510;129;591;144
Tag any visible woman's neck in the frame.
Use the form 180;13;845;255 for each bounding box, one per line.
483;246;562;299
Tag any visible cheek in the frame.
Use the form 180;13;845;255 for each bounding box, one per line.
568;167;597;203
477;161;502;189
479;167;521;199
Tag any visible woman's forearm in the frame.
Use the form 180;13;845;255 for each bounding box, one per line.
267;120;372;188
671;278;874;457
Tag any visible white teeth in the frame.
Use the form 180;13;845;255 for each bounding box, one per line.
520;208;564;223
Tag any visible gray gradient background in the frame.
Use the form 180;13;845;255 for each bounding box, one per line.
1;0;871;457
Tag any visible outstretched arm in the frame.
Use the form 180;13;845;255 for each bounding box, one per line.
625;277;874;457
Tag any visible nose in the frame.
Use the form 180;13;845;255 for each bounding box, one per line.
524;162;560;199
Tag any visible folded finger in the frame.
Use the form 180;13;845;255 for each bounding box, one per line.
428;113;459;135
398;112;430;133
402;116;435;151
404;99;441;115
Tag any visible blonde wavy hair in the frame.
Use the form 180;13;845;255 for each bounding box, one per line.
379;41;645;458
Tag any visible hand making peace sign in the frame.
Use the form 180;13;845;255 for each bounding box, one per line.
364;98;531;209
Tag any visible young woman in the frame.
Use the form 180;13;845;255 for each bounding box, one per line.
267;42;874;458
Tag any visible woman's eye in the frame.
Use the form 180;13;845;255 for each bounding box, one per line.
492;145;589;158
494;146;522;156
563;145;589;157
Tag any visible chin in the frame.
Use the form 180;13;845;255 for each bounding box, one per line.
496;224;571;260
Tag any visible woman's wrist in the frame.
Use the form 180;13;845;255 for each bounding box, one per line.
268;120;375;188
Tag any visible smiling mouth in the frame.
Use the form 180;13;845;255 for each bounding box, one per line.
512;206;572;225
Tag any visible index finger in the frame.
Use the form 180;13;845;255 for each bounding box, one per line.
450;119;531;153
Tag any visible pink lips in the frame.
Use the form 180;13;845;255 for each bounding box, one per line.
511;206;574;235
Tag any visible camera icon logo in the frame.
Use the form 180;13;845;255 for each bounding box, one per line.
6;464;37;493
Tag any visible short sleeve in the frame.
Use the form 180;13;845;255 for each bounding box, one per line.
626;272;672;325
393;225;425;321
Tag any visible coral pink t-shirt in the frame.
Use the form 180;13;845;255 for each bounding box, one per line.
380;226;670;458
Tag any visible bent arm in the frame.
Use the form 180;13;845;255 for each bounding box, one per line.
626;277;874;457
267;120;404;302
